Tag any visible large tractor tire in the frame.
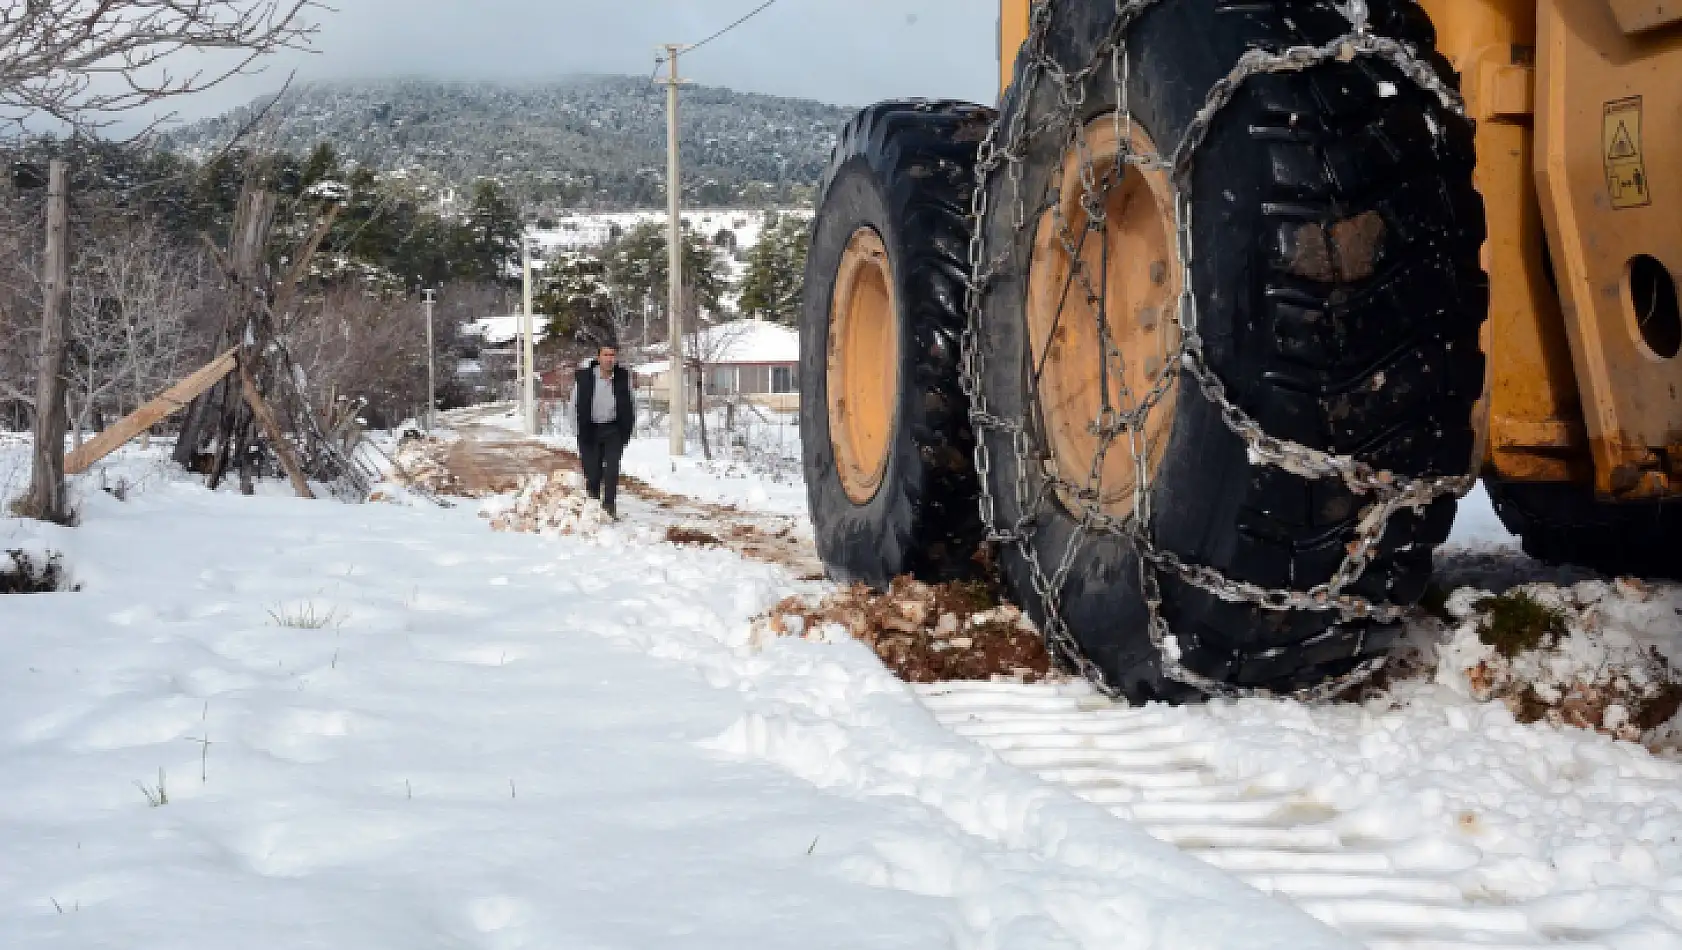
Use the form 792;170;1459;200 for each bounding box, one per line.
970;0;1488;700
801;101;995;587
1485;479;1682;580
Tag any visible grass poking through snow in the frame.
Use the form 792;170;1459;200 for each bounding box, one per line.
267;601;345;630
1476;591;1569;657
135;768;168;807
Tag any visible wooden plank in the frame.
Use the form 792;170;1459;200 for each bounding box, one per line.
238;357;315;500
65;348;239;475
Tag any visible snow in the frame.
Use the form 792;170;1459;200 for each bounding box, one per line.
617;435;808;518
463;315;548;347
0;436;1339;949
526;209;809;257
9;423;1682;949
1148;682;1682;943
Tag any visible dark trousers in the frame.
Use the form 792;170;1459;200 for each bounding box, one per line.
579;424;626;512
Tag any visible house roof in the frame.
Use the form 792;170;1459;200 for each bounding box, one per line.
464;315;549;347
632;320;798;376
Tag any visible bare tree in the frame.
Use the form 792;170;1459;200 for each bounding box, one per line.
681;304;751;462
285;283;429;429
61;220;204;442
0;0;319;133
0;193;40;422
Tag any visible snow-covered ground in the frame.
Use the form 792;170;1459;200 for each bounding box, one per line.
0;437;1338;949
8;424;1682;949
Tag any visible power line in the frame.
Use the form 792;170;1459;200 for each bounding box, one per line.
657;0;782;62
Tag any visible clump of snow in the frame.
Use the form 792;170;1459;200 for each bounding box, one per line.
758;577;1056;684
303;179;348;203
484;471;616;537
1426;580;1682;748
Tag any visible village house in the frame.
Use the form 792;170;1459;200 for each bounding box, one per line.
633;319;801;413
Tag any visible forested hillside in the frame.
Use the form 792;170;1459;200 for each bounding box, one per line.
156;76;852;210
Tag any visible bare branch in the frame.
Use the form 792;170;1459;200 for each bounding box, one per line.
0;1;321;134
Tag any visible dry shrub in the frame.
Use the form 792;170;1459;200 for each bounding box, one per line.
760;576;1054;684
2;549;72;593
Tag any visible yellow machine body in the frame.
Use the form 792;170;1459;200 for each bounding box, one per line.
997;0;1682;500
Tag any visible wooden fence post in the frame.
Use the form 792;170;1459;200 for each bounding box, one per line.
23;160;72;523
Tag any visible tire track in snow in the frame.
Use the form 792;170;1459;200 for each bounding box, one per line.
915;680;1655;949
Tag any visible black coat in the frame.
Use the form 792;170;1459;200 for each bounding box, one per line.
574;363;635;443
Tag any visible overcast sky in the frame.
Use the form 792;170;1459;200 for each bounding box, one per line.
143;0;999;128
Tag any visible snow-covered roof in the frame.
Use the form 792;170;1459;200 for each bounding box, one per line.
633;320;799;375
464;315;549;347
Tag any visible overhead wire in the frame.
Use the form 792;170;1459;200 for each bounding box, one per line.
655;0;783;64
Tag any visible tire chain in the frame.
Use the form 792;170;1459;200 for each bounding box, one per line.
960;0;1474;702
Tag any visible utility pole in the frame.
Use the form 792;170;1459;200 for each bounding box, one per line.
422;288;437;433
661;44;688;457
521;237;537;436
25;160;71;523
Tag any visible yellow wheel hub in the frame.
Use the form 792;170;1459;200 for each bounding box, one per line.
1025;118;1182;519
828;228;901;504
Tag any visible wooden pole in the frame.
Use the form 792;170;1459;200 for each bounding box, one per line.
238;357;315;499
24;160;72;523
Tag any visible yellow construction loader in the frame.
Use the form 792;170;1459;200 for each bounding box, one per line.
800;0;1680;701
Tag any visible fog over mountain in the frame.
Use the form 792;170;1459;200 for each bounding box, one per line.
156;76;857;210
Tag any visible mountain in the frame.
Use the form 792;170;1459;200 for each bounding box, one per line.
155;76;854;211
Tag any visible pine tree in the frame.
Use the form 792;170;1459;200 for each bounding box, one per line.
604;219;726;318
738;214;808;325
536;252;619;347
450;178;522;285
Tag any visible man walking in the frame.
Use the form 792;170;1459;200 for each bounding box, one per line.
569;343;635;518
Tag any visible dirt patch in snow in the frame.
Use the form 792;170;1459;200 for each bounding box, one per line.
758;577;1055;684
1416;579;1682;748
665;527;721;547
387;436;474;497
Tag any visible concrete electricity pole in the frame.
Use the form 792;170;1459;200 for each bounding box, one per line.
660;43;688;457
521;237;537;436
422;288;437;433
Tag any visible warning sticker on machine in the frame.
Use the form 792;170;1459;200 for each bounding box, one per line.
1604;97;1652;210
